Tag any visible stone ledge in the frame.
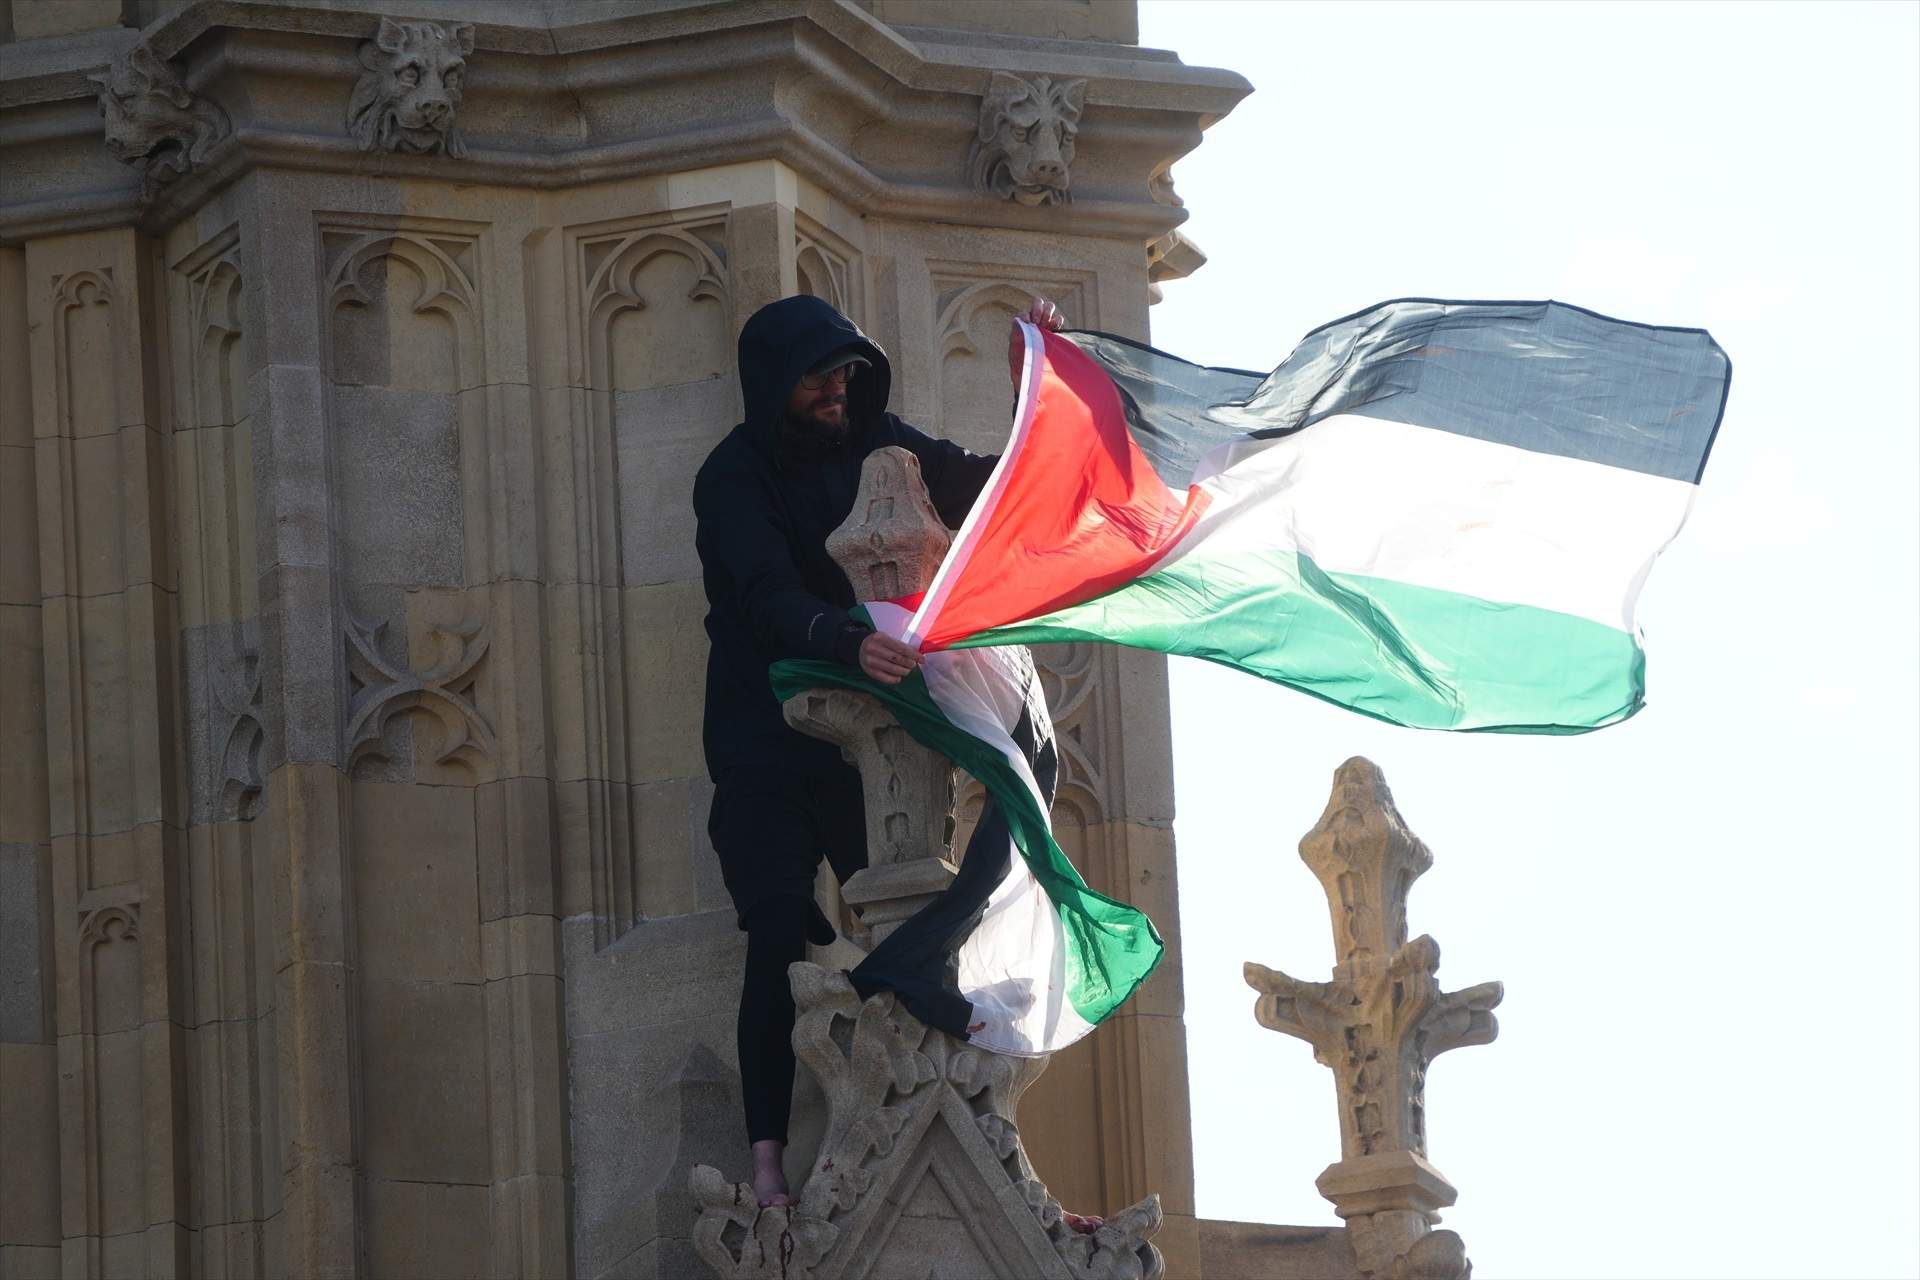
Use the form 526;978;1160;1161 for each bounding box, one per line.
0;0;1249;244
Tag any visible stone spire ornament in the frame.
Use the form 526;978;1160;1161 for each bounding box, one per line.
689;447;1166;1280
786;446;959;942
1244;758;1503;1280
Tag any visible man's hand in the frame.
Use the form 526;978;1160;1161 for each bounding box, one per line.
1008;294;1066;384
858;631;921;685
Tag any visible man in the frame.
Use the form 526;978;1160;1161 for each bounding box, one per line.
693;292;1062;1208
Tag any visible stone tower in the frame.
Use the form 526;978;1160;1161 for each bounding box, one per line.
0;2;1248;1277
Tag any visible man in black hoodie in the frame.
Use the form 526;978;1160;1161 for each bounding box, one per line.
693;293;1060;1207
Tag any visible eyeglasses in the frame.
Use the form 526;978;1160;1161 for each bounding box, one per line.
798;364;857;391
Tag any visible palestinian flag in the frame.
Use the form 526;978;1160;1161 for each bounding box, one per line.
906;298;1732;733
771;298;1728;1053
771;601;1161;1057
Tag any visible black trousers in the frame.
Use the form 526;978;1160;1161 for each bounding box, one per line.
710;750;867;1146
737;895;813;1144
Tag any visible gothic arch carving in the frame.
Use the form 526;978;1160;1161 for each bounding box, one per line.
934;281;1042;363
583;225;728;392
191;255;246;425
324;229;483;383
52;268;117;438
74;901;146;1242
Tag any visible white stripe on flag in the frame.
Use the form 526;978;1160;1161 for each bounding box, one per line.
1177;414;1699;631
866;601;1090;1056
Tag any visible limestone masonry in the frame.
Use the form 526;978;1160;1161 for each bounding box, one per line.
0;2;1500;1277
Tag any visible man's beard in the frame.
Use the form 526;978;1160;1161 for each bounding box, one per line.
785;396;850;444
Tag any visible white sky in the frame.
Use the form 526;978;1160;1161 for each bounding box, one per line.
1134;3;1920;1277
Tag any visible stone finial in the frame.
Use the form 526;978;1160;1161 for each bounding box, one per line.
1243;758;1502;1280
824;446;953;603
347;16;475;157
690;966;1165;1280
88;41;230;201
784;448;959;946
969;71;1087;206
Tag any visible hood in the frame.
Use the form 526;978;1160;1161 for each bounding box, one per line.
737;294;892;448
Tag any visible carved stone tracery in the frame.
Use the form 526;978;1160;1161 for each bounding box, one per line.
692;967;1165;1280
344;613;495;775
211;629;266;822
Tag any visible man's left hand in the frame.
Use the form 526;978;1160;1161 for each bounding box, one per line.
1018;296;1064;332
858;631;921;685
1008;295;1066;383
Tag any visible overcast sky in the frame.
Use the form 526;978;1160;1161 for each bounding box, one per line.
1133;3;1920;1277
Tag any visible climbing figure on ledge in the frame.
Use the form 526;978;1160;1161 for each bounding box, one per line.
692;292;1062;1209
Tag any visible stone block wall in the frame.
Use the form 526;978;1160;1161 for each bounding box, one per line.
0;3;1248;1276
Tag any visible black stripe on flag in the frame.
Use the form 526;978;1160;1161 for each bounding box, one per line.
1070;298;1730;486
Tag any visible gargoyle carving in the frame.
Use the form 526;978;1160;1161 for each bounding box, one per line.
347;16;474;157
968;71;1087;206
88;41;229;200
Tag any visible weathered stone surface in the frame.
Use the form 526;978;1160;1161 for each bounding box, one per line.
614;380;738;587
349;780;481;983
0;1243;61;1280
0;606;48;847
824;446;954;603
0;447;36;607
256;563;346;772
476;774;559;922
0;1042;60;1247
331;385;464;593
0;844;47;1042
1196;1219;1359;1280
691;965;1165;1280
363;1179;491;1280
620;579;709;784
179;619;264;824
1244;758;1499;1280
567;910;751;1280
2;4;1248;1274
860;0;1139;42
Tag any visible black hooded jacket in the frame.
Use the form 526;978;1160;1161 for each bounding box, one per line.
694;295;996;781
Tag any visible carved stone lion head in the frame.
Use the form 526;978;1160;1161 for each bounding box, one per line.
967;72;1087;207
88;42;229;197
347;17;474;157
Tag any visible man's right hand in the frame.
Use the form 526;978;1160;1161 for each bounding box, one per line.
858;631;921;685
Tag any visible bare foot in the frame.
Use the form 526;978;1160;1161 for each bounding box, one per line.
750;1138;791;1209
1062;1211;1104;1235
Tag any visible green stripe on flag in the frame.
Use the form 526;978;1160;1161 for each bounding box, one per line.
768;657;1162;1026
959;549;1646;734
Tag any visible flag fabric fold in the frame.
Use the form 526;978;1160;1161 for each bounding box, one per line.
906;298;1730;733
770;601;1162;1057
774;296;1728;1050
